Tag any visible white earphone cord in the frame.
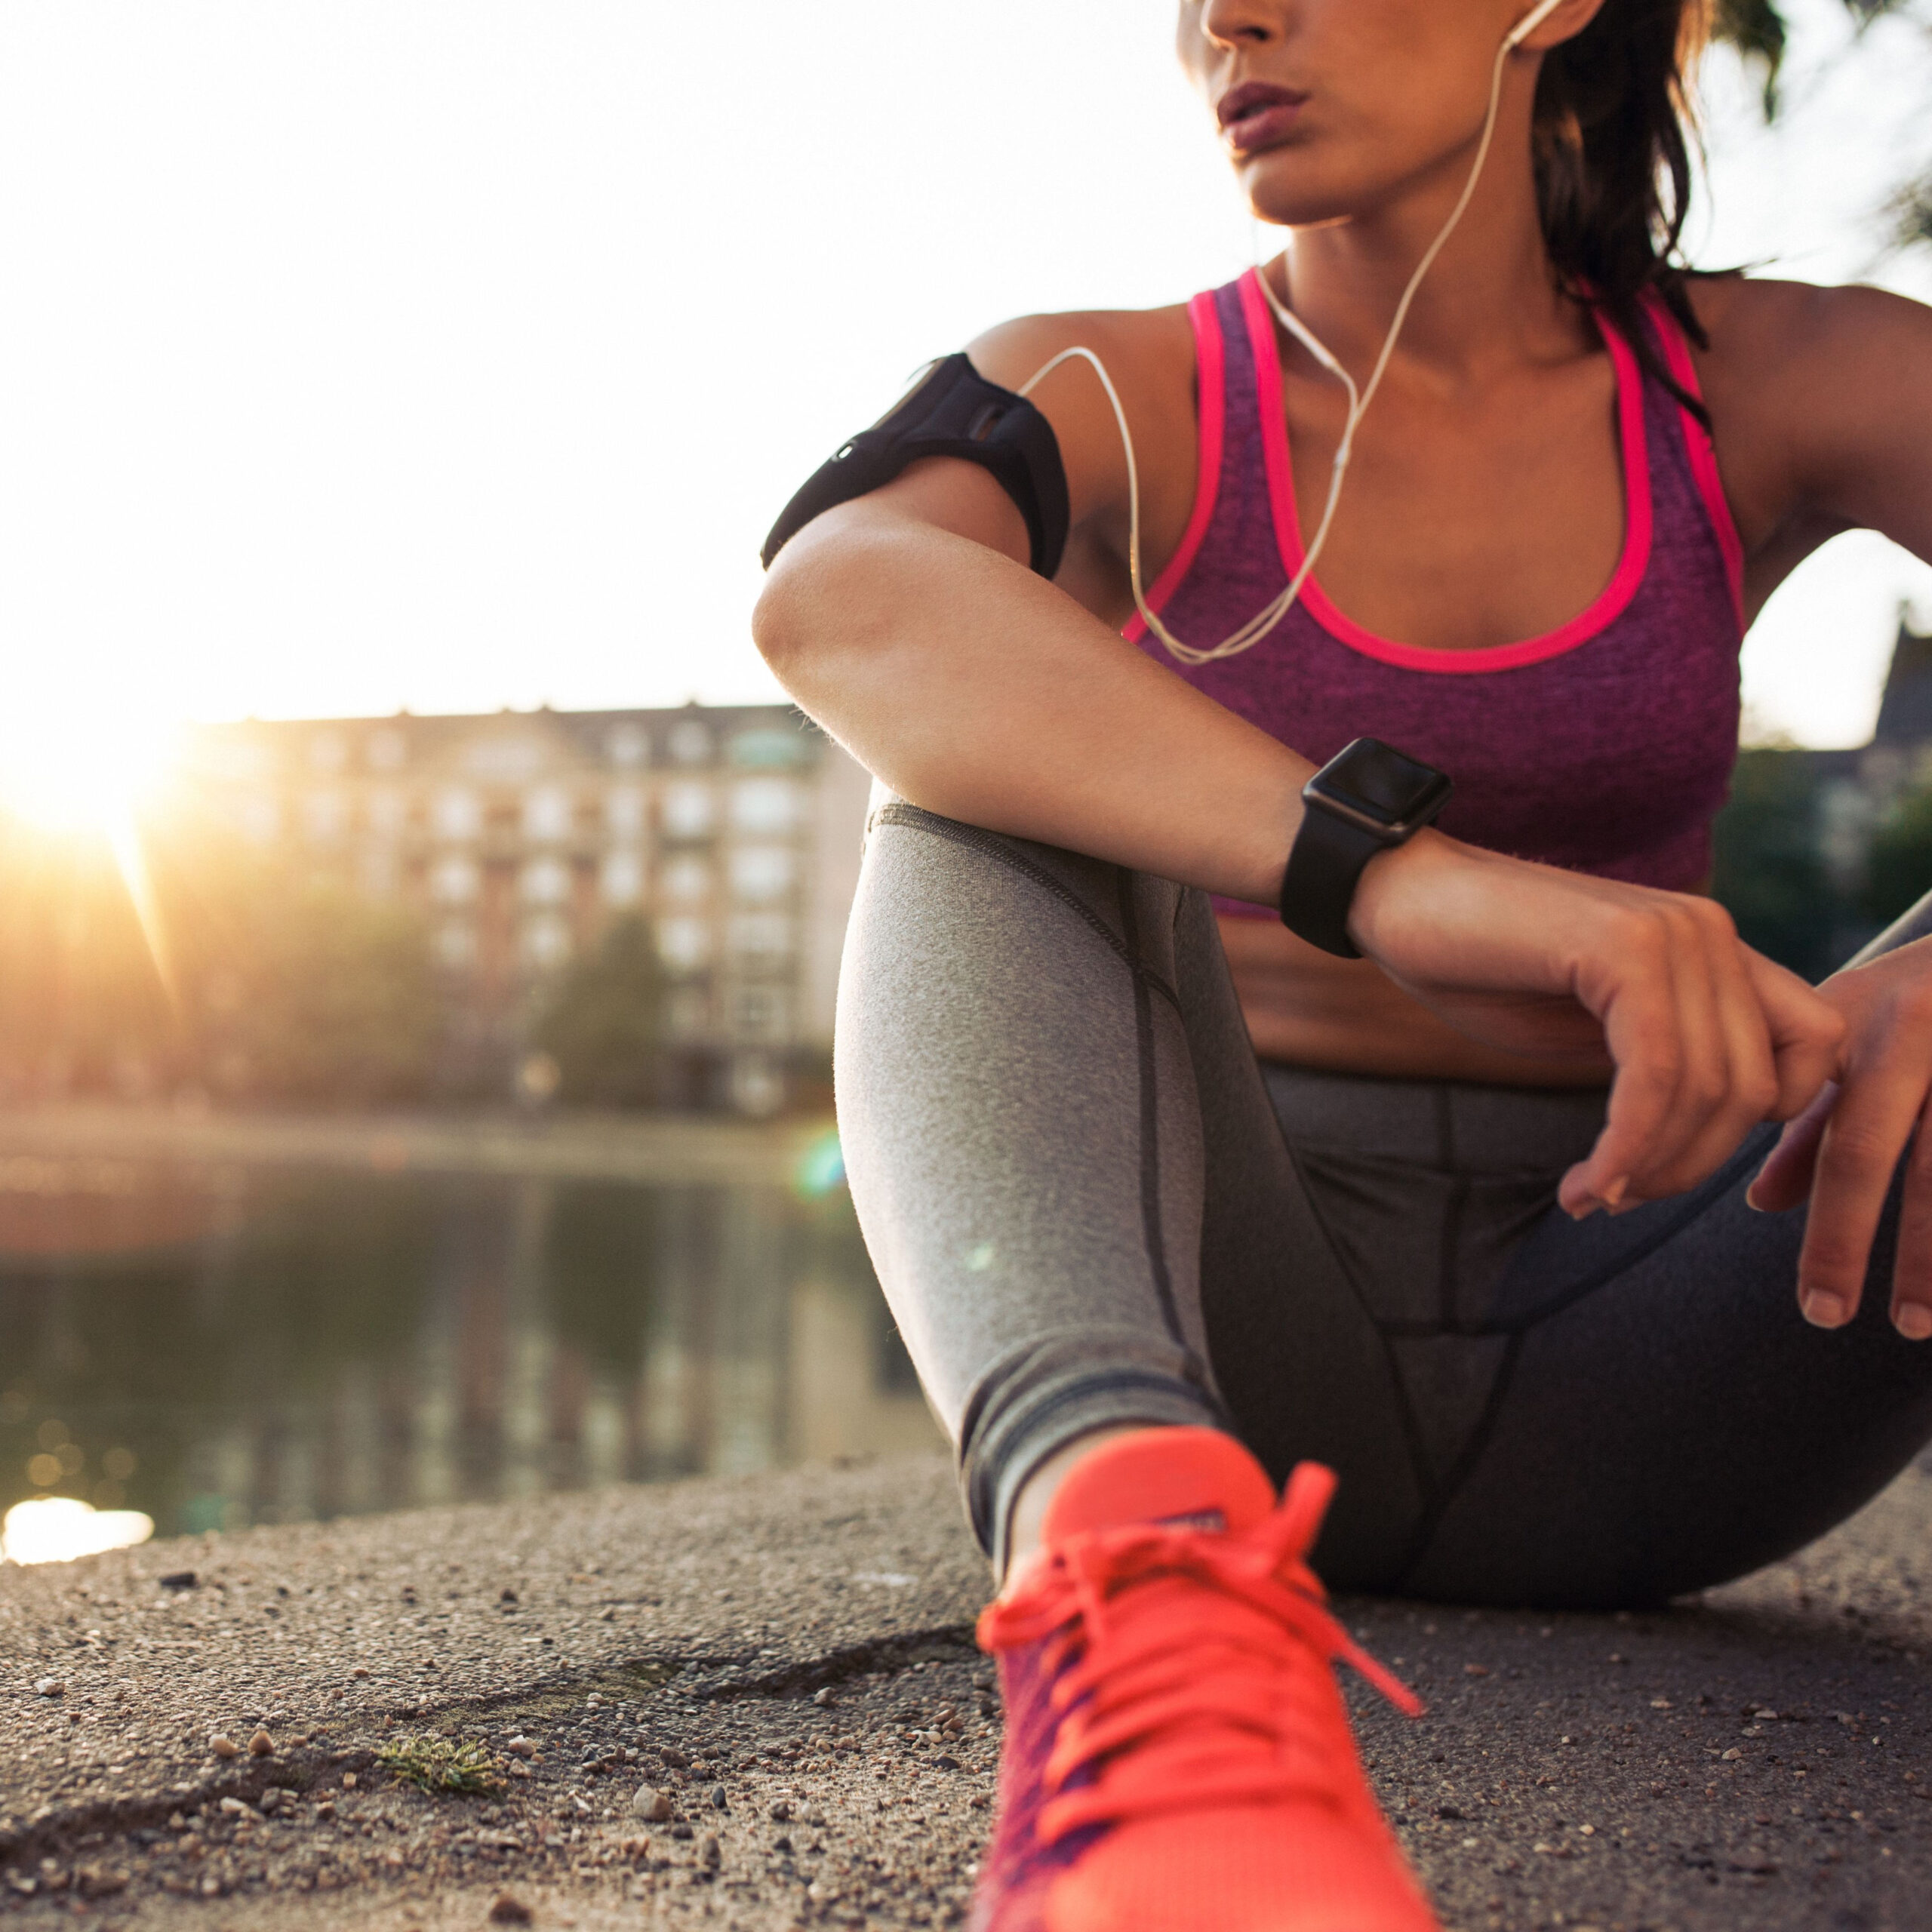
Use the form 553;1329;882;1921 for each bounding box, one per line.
1018;13;1545;668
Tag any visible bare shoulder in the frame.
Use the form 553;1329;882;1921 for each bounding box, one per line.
964;305;1199;529
1681;274;1932;552
1688;273;1932;390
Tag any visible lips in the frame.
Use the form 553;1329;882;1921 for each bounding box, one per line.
1217;81;1309;153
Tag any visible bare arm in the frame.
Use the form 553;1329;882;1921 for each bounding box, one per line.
755;311;1842;1217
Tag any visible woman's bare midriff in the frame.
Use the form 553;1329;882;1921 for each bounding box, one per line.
1221;915;1614;1088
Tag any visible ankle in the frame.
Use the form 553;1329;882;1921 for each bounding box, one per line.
1001;1426;1163;1589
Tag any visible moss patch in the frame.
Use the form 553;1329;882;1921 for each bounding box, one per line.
374;1735;508;1798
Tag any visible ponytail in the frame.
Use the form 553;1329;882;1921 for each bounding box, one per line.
1534;0;1716;421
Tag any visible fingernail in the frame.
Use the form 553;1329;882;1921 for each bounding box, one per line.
1744;1184;1765;1213
1600;1176;1627;1211
1566;1196;1603;1222
1897;1305;1932;1342
1801;1290;1846;1329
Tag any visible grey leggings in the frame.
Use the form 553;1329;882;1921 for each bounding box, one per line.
835;796;1932;1607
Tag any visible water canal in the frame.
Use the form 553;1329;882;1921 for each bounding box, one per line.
0;1136;937;1548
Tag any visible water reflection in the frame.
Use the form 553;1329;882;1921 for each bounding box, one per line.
0;1159;938;1542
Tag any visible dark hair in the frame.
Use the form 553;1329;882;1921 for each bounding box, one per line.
1533;0;1715;421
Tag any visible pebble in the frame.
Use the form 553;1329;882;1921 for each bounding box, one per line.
248;1728;275;1758
349;1665;370;1678
631;1787;673;1822
700;1832;721;1870
488;1892;533;1924
813;1687;837;1708
802;1804;826;1826
660;1746;691;1769
33;1678;63;1699
506;1737;537;1759
770;1799;794;1822
710;1783;728;1810
209;1734;241;1759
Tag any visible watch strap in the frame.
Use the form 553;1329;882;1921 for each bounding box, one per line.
1278;803;1385;958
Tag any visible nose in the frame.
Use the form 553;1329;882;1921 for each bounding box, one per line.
1196;0;1280;50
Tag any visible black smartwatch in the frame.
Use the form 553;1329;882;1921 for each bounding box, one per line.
1278;738;1453;958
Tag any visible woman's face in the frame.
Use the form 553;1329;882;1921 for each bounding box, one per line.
1175;0;1529;230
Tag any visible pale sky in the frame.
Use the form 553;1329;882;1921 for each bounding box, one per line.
0;0;1927;752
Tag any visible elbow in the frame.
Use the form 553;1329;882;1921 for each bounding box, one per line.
751;510;895;703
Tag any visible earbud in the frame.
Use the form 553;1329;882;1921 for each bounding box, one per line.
1023;0;1575;667
1504;0;1565;51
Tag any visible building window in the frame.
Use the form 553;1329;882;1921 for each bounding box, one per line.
434;787;481;841
309;731;347;772
520;856;572;906
669;720;712;765
731;777;798;835
729;727;804;769
660;854;711;904
524;786;573;842
435;921;478;971
661;780;715;840
520;915;573;972
729;844;795;903
466;735;543;782
303;790;347;842
430;855;481;904
367;788;408;837
732;987;789;1042
368;730;407;772
729;912;794;965
605;784;646;838
607;724;649;768
729;1052;785;1116
601;849;645;906
657;915;712;974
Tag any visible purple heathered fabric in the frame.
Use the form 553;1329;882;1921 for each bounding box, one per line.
1136;276;1744;915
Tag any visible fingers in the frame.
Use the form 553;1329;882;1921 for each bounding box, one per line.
1794;1063;1925;1329
1565;899;1803;1213
1744;949;1846;1121
1889;1094;1932;1341
1745;1081;1836;1214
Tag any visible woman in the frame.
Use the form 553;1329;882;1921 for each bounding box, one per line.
755;1;1932;1927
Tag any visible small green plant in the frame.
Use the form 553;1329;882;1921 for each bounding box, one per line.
375;1735;507;1798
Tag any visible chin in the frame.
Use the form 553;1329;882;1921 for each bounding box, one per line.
1232;147;1362;232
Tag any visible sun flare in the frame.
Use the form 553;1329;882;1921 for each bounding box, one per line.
0;707;184;995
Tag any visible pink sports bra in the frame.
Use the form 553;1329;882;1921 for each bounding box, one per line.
1128;272;1747;916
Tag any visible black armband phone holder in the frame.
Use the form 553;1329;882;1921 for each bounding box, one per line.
760;353;1071;580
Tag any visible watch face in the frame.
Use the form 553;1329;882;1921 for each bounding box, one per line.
1306;738;1452;835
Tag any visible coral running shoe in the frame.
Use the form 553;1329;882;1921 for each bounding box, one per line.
972;1428;1438;1932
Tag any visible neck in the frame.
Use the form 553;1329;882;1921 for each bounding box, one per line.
1269;69;1583;389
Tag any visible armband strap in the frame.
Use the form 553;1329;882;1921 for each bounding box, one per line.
760;353;1070;580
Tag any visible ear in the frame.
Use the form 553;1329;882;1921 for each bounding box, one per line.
1506;0;1611;53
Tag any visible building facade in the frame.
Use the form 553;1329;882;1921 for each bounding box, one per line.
174;704;872;1113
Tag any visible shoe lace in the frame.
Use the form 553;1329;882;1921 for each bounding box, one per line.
977;1463;1423;1843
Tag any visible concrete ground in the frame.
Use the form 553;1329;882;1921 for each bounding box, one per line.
3;1451;1930;1932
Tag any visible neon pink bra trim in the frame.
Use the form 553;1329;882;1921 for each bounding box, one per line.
1233;268;1655;675
1123;291;1226;647
1641;288;1746;631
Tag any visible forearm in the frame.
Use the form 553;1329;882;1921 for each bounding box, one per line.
754;503;1311;904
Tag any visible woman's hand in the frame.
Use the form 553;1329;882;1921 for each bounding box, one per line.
1352;832;1845;1219
1746;939;1932;1337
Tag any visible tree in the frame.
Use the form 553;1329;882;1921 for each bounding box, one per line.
1709;749;1844;980
1862;784;1932;929
529;917;666;1106
178;875;441;1105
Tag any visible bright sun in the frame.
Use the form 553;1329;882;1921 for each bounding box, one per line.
0;709;180;841
0;708;184;991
